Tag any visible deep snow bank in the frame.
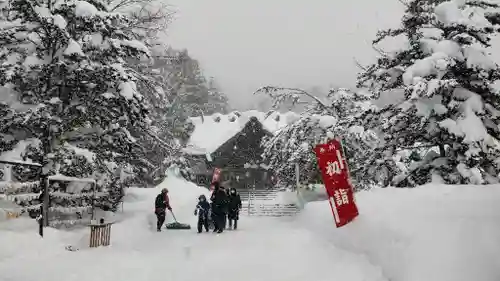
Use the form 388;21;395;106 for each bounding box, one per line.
298;184;500;281
0;173;211;255
119;172;211;233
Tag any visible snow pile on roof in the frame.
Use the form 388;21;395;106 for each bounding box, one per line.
299;184;500;281
185;110;300;154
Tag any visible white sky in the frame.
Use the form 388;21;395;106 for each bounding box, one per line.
162;0;405;109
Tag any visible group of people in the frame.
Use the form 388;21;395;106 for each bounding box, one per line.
154;182;242;233
195;182;242;233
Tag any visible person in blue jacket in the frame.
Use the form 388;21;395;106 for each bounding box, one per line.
194;194;210;233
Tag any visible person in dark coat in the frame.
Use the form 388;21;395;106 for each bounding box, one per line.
154;188;171;232
227;188;242;229
194;194;210;233
210;182;228;233
221;185;230;229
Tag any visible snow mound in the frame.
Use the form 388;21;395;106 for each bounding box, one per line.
298;184;500;281
119;171;210;233
158;171;211;222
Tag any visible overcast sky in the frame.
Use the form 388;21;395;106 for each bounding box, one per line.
162;0;406;109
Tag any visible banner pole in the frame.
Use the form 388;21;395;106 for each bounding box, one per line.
337;138;359;210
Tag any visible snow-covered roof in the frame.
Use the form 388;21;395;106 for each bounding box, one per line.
184;110;300;155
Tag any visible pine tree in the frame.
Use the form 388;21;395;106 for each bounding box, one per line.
358;0;500;185
206;77;230;114
0;0;153;208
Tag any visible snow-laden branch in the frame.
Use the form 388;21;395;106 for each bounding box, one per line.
253;86;333;113
0;181;40;193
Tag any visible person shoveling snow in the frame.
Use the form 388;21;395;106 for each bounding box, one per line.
154;187;191;231
154;188;172;232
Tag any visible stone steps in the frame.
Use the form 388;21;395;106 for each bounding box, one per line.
236;189;300;217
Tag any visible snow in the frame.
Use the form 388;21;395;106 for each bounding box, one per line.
52;14;67;29
33;5;51;18
64;39;84;56
434;0;493;28
0;159;41;167
64;142;96;163
101;92;115;99
439;89;488;144
491;80;500;94
0;173;382;281
403;53;451;85
463;45;497;71
74;1;98;17
185;110;300;154
23;54;47;67
312;114;337;129
1;176;499;281
0;139;41;181
121;39;151;56
298;184;500;281
48;174;96;183
118;81;140;100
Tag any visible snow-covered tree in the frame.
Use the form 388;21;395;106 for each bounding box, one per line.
205;77;230;115
256;87;379;190
0;0;153;207
358;0;500;186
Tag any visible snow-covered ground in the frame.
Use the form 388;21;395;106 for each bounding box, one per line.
1;176;500;281
297;184;500;281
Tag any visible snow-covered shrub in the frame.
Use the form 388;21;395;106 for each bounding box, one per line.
256;87;380;190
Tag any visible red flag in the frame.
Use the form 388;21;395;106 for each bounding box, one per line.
210;167;221;191
314;139;359;227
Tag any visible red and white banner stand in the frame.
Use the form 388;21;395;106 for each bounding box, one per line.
314;139;359;227
209;167;221;191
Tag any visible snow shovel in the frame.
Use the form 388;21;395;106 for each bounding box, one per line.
165;210;191;230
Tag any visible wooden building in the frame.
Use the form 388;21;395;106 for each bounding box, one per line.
183;111;298;190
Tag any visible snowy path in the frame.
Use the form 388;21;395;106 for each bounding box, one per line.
0;183;386;281
0;216;387;281
5;178;500;281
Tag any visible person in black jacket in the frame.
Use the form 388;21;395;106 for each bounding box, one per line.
210;182;228;233
227;188;242;230
194;194;210;233
221;185;229;229
154;188;171;232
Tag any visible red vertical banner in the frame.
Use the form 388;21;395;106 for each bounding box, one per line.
314;139;359;227
210;167;221;191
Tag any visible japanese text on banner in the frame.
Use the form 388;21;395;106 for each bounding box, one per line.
314;139;359;228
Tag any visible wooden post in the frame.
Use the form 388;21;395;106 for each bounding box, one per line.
42;176;49;227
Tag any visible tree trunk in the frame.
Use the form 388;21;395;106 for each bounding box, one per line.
439;144;445;157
